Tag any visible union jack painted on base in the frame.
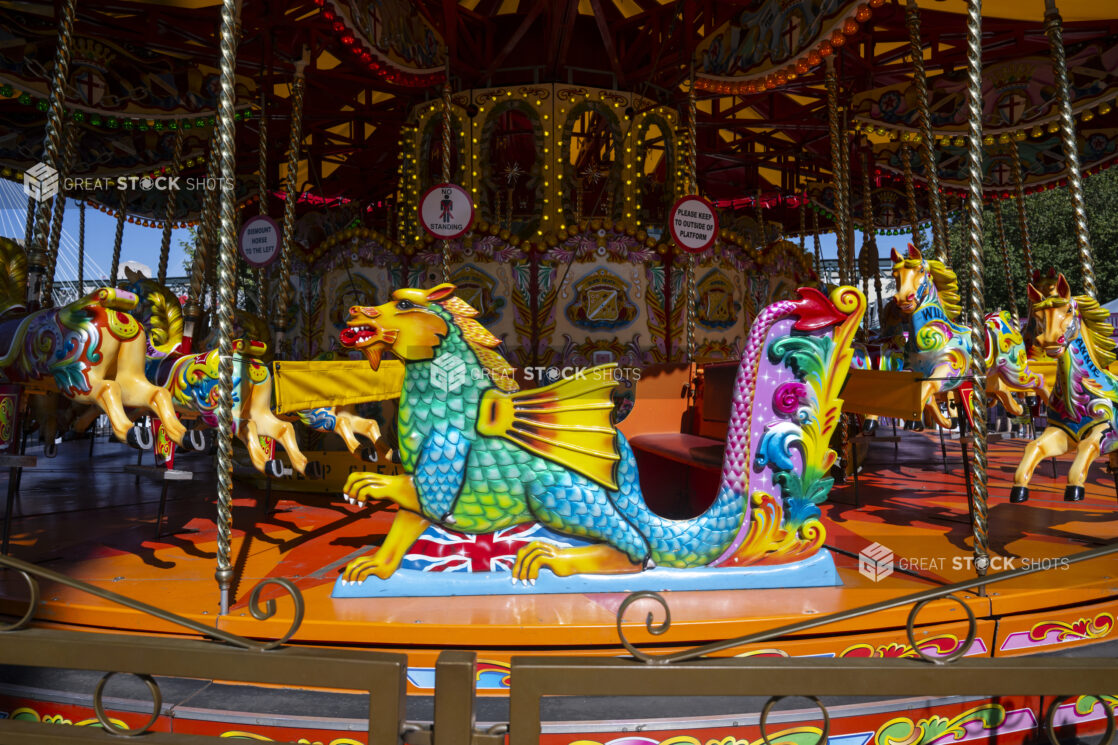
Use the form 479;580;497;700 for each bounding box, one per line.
399;523;585;573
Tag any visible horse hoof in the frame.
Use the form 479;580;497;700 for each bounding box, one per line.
305;461;325;480
179;429;207;453
1009;486;1029;504
265;459;289;479
126;424;153;450
43;440;58;459
360;446;378;463
1064;485;1085;502
863;419;878;436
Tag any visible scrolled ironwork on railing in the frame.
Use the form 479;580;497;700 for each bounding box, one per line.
93;672;163;736
906;593;977;664
761;696;830;745
1045;696;1116;745
614;541;1118;664
0;552;303;650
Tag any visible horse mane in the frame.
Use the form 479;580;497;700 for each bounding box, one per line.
130;275;184;352
895;255;963;321
437;295;519;392
0;237;28;315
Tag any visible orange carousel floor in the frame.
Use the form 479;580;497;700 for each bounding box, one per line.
0;426;1115;696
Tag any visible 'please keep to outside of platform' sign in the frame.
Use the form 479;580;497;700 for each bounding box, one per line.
420;183;475;240
238;215;281;268
670;195;718;253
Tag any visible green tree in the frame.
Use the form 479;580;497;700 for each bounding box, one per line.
946;167;1118;315
178;225;262;313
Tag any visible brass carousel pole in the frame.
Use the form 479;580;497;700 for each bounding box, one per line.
158;124;187;285
963;0;990;582
77;200;85;298
184;128;223;345
842;124;855;284
825;59;848;285
275;54;307;357
901;142;923;251
993;197;1018;322
1045;0;1094;295
861;151;882;325
213;0;241;616
906;0;946;261
256;92;271;318
28;0;78;308
441;62;453;283
812;208;824;283
1009;142;1034;278
43;122;80;306
755;187;765;245
110;190;126;287
685;70;698;363
23;193;36;248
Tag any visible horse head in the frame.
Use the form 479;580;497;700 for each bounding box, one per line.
890;244;932;314
1026;274;1076;358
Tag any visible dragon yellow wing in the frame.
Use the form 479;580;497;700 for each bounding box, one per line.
476;364;621;490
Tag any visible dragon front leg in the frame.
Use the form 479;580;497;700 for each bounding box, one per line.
342;471;421;512
340;471;426;582
341;508;430;583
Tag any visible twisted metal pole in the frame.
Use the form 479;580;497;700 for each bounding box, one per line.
256;92;271;318
901;142;923;251
158;124;187;285
110;190;126;287
841;126;855;284
906;0;946;261
23;193;36;248
77;200;85;298
825;59;848;284
275;57;307;356
861;151;882;326
184;127;222;343
686;73;698;363
1009;141;1034;278
1044;0;1094;296
213;0;240;616
812;208;824;281
994;197;1018;323
755;187;765;245
441;68;453;283
43;121;79;305
963;0;990;581
30;0;77;296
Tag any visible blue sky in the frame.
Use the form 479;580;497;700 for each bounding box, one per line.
1;177;923;280
0;178;191;281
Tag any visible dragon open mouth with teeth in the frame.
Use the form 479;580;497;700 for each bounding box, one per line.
339;308;400;370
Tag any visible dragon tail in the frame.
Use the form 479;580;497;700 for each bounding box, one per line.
609;287;865;569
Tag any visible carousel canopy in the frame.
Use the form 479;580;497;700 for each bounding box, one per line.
1;0;1117;234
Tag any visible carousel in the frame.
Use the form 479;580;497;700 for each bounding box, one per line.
0;0;1115;743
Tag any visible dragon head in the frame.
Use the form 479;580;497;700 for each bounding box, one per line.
340;283;455;370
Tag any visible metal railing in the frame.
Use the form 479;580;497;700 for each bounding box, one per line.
0;543;1115;744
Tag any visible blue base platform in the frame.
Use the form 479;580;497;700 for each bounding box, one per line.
330;549;840;597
